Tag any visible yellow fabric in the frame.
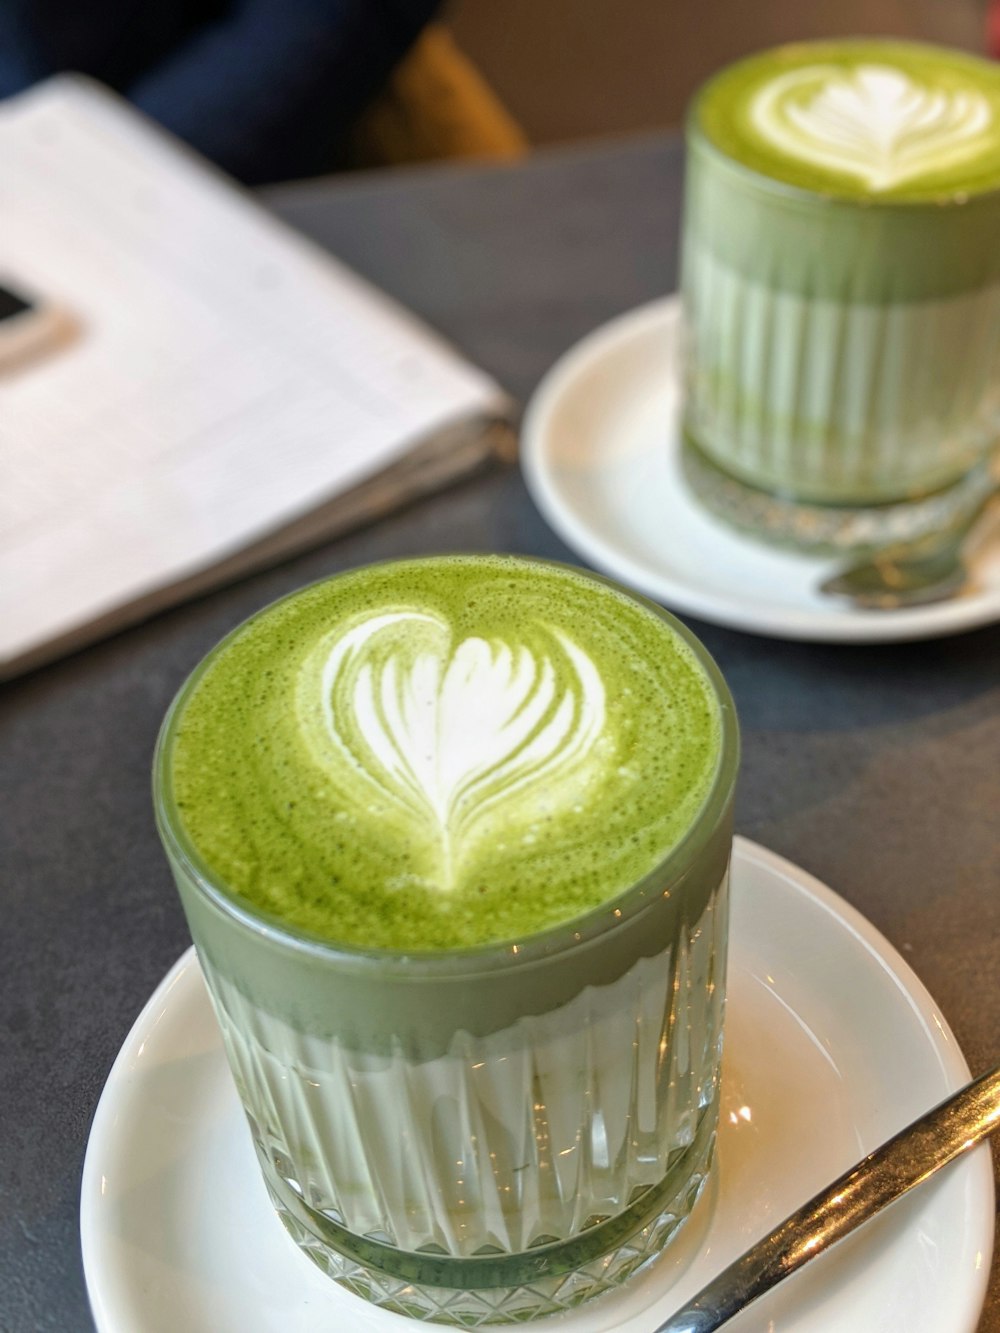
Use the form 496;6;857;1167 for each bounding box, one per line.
353;25;529;165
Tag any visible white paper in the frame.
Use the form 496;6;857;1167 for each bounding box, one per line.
0;77;508;674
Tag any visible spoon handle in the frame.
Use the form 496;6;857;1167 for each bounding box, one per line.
655;1062;1000;1333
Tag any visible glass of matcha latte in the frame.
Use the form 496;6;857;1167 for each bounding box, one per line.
681;40;1000;551
154;556;738;1324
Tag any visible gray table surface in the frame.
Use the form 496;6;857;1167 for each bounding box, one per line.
2;133;998;1333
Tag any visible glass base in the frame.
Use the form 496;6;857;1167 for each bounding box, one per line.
681;433;995;556
259;1107;717;1327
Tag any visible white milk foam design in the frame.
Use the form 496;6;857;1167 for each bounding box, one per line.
751;64;994;190
304;608;607;889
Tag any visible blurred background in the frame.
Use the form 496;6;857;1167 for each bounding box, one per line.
447;0;988;147
0;0;993;183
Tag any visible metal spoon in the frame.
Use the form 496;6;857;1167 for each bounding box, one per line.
819;478;1000;610
654;1061;1000;1332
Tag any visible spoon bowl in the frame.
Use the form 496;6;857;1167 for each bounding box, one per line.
819;480;1000;610
818;545;971;609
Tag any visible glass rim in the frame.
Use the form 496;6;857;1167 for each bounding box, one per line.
153;554;740;979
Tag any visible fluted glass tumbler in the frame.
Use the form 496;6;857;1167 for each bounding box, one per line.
154;598;739;1327
680;44;1000;553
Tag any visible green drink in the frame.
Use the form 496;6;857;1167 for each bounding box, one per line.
155;556;738;1324
681;41;1000;550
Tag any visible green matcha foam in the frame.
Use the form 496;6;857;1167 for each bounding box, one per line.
163;557;724;950
695;40;1000;202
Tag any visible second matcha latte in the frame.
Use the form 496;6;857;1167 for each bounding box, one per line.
167;557;722;950
681;39;1000;541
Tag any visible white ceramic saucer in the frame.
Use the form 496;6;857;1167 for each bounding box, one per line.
521;297;1000;642
81;838;993;1333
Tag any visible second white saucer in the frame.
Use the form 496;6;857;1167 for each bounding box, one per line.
521;296;1000;642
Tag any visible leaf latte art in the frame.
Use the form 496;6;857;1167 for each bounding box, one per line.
301;609;607;889
751;64;993;191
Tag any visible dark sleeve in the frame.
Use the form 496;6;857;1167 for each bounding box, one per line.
0;2;50;96
128;0;442;183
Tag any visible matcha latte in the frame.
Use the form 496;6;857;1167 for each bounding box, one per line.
155;557;739;1324
681;41;1000;547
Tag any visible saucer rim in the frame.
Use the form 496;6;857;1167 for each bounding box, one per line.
520;296;1000;643
80;836;995;1332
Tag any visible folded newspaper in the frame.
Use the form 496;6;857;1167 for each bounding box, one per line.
0;77;515;679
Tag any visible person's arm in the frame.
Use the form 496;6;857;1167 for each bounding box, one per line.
129;0;441;182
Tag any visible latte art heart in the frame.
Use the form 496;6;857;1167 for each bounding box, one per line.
751;63;994;190
302;609;607;889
